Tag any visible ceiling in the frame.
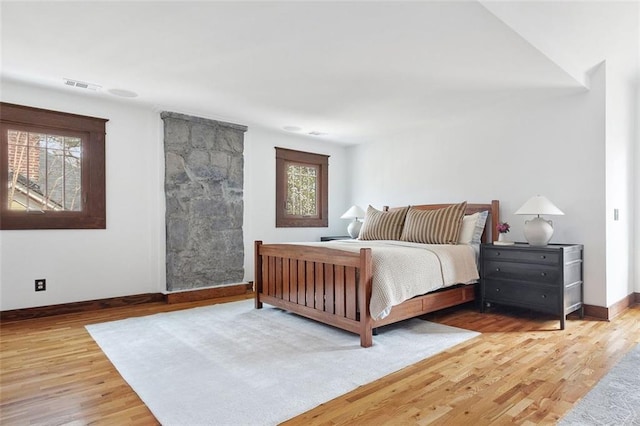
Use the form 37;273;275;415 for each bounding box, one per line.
1;1;584;145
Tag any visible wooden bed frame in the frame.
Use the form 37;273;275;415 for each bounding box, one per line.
255;200;499;347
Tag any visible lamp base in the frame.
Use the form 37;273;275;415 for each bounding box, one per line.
523;217;554;246
347;220;362;239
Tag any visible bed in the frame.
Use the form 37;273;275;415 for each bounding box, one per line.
254;200;499;347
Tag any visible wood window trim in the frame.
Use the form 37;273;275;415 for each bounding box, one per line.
0;102;108;230
275;147;329;228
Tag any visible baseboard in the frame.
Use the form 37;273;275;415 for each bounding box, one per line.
1;282;254;322
608;293;637;319
582;304;609;321
0;293;165;322
165;283;253;303
583;292;640;321
2;286;631;322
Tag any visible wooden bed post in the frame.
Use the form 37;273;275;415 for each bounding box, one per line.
358;248;373;347
254;240;263;309
491;200;499;243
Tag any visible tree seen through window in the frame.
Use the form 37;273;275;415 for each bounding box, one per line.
7;130;82;212
286;163;318;217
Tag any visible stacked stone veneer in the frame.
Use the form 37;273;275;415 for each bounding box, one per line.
161;112;247;291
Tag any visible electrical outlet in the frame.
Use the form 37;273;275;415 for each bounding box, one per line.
35;279;46;292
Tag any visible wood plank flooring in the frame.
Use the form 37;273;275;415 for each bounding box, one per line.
1;295;638;425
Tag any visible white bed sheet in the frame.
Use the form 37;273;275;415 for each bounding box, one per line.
304;240;479;320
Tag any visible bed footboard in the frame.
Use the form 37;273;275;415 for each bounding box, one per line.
255;241;375;347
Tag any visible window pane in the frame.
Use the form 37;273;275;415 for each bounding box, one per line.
7;130;42;211
6;129;82;212
286;163;318;217
63;136;82;210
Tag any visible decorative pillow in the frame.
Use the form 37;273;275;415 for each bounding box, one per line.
358;205;409;240
400;202;467;244
458;210;489;245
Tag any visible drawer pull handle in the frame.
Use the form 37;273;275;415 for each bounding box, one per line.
495;288;500;292
496;268;501;272
496;252;501;256
541;294;547;298
541;255;546;259
541;272;547;277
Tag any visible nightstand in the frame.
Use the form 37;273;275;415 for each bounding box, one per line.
480;243;583;329
320;236;352;241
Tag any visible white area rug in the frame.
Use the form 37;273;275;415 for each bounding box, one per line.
559;343;640;425
86;300;479;426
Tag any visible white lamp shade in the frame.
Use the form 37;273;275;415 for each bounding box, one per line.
341;205;366;219
515;195;564;216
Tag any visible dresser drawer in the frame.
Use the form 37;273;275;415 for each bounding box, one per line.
483;260;560;284
482;247;560;265
483;279;559;312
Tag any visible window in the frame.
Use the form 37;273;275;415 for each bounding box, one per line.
0;103;108;230
275;147;328;227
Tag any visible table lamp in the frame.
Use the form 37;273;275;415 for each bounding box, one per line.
341;205;365;238
515;195;564;246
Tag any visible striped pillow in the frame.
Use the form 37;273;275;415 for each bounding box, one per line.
400;202;467;244
358;205;409;240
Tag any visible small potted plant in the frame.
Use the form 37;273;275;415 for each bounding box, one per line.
495;222;514;245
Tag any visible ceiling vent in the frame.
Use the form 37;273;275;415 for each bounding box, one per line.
63;78;101;91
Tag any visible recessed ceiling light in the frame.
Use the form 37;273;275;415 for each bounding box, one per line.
283;126;302;132
108;88;138;98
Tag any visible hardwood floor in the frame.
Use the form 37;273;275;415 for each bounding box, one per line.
1;295;638;425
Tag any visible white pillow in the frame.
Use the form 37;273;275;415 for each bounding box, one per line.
458;211;488;244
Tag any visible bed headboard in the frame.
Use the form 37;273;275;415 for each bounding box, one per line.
383;200;500;243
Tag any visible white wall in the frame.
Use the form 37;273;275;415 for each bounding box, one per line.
636;0;640;294
605;55;637;305
243;127;350;281
349;79;607;306
0;80;351;310
0;80;165;310
604;40;640;305
3;2;637;310
482;0;640;307
636;67;640;294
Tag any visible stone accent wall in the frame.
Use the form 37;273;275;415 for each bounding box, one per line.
161;112;247;291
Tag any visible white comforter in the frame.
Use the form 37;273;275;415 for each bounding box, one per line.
307;240;479;320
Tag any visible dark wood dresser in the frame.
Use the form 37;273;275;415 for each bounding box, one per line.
480;243;583;329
